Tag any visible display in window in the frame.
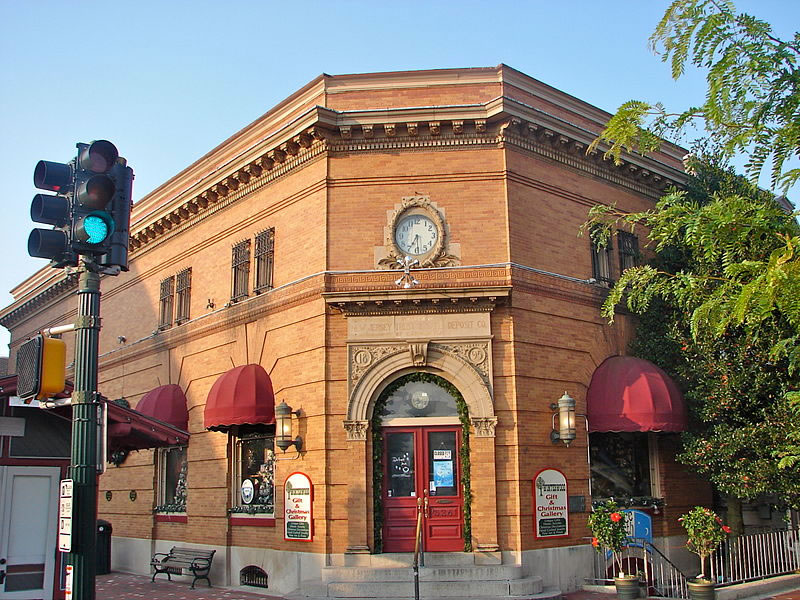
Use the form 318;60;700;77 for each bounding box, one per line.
156;445;187;513
590;432;651;499
235;435;275;515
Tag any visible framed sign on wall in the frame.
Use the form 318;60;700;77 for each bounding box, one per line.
284;472;313;542
533;468;569;539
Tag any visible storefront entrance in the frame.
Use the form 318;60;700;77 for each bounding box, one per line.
382;426;463;552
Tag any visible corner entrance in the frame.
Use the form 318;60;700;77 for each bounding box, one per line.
383;425;463;552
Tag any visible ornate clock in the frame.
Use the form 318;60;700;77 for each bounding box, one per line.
380;196;459;268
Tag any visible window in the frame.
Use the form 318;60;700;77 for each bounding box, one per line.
232;430;275;515
175;268;192;323
231;239;251;302
618;231;639;273
158;276;175;329
589;432;658;500
254;228;275;293
155;445;187;512
590;227;613;286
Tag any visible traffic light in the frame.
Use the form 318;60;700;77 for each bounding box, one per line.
29;156;78;267
27;140;133;272
16;334;67;403
97;159;134;271
71;140;119;256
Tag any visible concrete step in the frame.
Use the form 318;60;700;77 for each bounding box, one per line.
321;564;525;582
326;575;544;598
343;551;476;568
289;592;561;600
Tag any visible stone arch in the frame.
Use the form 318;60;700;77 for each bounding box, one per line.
347;344;494;424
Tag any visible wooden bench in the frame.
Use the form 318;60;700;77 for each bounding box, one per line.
150;546;215;588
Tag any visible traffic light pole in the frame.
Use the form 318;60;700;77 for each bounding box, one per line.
69;265;101;600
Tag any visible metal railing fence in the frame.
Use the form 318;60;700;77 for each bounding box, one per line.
589;527;800;598
710;527;800;587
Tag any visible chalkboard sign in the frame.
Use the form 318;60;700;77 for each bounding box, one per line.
538;518;567;537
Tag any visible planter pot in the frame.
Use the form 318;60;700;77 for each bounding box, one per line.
687;578;716;600
614;575;641;600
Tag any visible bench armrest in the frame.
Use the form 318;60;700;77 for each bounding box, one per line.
190;557;212;569
151;553;170;562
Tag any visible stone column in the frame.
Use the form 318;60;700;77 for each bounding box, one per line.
470;417;500;563
343;421;371;557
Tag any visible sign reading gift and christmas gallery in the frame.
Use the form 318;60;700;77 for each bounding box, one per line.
533;468;569;539
284;472;313;541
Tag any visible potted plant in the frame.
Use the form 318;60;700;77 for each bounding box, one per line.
679;506;731;600
589;500;639;600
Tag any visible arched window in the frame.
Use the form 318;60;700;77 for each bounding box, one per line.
379;375;459;422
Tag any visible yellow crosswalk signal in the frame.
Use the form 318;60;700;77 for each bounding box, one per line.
16;335;66;402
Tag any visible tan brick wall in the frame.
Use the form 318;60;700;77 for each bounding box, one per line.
3;70;699;563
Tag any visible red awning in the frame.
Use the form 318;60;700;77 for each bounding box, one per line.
587;356;687;433
0;375;188;451
135;384;189;431
204;364;275;432
103;400;189;451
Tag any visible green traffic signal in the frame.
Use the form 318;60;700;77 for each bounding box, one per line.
74;211;115;245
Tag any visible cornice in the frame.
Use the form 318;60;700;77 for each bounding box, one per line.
3;73;687;327
324;286;511;317
0;273;78;329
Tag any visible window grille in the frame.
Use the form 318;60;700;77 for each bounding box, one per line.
159;276;175;329
590;229;613;287
231;239;251;302
175;268;192;323
618;231;639;273
240;566;269;588
254;228;275;293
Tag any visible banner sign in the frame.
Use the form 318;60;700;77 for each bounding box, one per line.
533;468;569;539
284;472;313;541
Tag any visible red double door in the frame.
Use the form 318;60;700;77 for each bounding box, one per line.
382;426;464;552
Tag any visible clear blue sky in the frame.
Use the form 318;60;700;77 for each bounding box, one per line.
1;0;797;354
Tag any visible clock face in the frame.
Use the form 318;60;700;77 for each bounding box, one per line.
395;214;438;256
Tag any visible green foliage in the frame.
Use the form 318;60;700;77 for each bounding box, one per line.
585;158;800;508
679;506;730;579
588;500;629;575
589;0;800;192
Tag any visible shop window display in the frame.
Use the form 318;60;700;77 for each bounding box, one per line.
232;433;275;515
590;432;653;500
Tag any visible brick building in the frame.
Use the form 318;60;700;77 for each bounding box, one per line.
0;65;712;599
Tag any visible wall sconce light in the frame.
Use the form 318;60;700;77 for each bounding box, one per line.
275;401;303;452
550;391;577;446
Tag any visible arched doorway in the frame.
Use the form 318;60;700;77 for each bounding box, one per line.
373;373;468;552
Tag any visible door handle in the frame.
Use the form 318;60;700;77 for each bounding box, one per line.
423;495;429;518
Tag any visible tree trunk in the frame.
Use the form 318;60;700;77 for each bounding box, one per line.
726;495;744;536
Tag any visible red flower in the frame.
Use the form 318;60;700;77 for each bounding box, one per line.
591;537;599;547
610;512;623;523
722;526;732;533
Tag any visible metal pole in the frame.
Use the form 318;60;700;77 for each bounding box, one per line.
69;266;101;600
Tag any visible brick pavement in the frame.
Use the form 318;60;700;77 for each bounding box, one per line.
97;571;800;600
96;572;284;600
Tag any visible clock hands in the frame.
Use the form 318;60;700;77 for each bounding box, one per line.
412;234;421;254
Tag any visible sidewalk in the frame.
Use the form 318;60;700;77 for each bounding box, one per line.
96;571;800;600
96;571;285;599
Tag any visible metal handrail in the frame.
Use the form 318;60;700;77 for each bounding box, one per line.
588;537;689;598
413;497;424;600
